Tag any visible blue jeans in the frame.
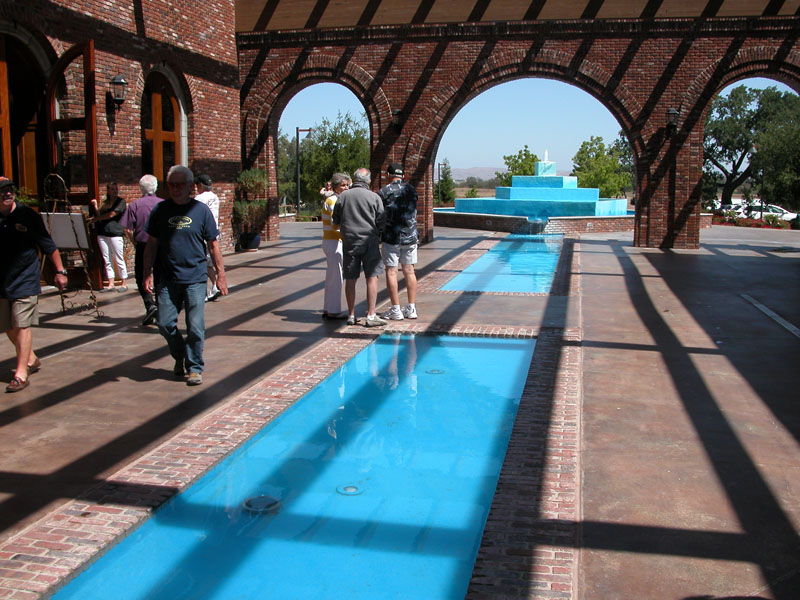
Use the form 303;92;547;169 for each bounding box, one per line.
156;282;207;374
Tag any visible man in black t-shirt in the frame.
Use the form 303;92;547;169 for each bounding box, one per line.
143;166;227;386
0;177;68;392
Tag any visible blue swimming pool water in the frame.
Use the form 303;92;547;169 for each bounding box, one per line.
441;234;562;294
53;334;536;600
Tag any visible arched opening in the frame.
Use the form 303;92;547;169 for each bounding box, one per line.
141;68;188;190
704;76;798;224
276;82;367;217
434;78;632;217
0;32;48;199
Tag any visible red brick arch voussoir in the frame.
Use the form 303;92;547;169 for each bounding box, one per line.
678;45;800;135
246;54;393;159
404;47;644;178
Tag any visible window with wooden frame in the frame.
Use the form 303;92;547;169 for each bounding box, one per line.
142;71;182;185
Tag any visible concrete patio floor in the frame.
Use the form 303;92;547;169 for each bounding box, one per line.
0;222;798;599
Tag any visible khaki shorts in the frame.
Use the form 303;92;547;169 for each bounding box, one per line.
0;296;40;332
382;243;418;268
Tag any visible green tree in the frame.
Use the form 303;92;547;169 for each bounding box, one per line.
434;159;456;205
297;111;369;212
495;145;539;186
703;85;761;206
701;169;723;209
571;136;628;197
611;131;635;193
749;88;800;212
275;131;296;204
465;186;479;198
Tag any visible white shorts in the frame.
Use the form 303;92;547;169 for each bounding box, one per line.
382;243;417;268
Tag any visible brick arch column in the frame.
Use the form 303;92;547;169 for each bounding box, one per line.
239;18;800;249
240;53;393;238
633;46;800;248
396;49;645;244
243;53;392;181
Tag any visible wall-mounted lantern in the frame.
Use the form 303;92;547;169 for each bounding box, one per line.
391;109;405;127
109;75;128;110
666;107;679;135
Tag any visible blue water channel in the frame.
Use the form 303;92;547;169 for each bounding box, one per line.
441;234;562;293
53;334;536;599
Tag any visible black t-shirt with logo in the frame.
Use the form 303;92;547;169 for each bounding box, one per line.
146;198;219;284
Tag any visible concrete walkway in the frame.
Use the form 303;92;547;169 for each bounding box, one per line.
0;223;797;599
577;226;800;599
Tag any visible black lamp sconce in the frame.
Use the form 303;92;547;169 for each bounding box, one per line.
109;75;128;110
391;109;405;127
666;107;679;135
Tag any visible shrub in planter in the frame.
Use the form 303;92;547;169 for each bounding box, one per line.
763;214;788;229
236;168;270;200
234;169;270;250
233;198;268;250
723;210;739;224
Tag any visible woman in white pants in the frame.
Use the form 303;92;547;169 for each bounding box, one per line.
90;183;128;292
320;173;350;318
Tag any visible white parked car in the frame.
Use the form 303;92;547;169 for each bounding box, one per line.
739;204;797;221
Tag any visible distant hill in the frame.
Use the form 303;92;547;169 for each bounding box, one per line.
451;167;503;181
451;166;571;181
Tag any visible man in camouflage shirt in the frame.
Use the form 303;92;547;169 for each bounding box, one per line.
378;162;418;321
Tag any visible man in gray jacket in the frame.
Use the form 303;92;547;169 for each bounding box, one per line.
332;168;386;327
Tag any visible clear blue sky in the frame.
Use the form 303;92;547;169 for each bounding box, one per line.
279;77;795;175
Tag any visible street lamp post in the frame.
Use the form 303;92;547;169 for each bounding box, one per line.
295;127;313;215
437;163;445;206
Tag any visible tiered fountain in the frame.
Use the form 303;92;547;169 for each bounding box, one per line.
454;153;628;224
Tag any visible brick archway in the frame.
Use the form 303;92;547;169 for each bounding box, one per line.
239;17;800;248
242;53;393;181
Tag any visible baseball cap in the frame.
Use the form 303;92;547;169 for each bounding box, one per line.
0;177;15;190
196;174;212;186
388;163;403;176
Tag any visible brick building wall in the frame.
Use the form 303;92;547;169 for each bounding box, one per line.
239;17;800;250
0;0;241;255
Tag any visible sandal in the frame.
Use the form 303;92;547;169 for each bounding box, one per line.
6;376;29;393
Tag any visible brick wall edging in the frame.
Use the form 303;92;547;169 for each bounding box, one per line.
466;235;583;599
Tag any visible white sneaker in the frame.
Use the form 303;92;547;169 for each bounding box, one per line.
364;315;387;328
380;306;404;320
402;305;418;319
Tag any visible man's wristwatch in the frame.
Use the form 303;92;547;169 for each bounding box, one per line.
56;269;68;276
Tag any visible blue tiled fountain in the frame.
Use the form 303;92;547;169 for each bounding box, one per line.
454;157;628;220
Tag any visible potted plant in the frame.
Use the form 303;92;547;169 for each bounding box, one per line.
234;168;270;251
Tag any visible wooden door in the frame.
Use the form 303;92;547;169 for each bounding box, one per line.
0;38;12;177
